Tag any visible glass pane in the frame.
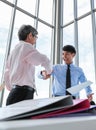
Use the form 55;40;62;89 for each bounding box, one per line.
63;0;74;24
77;0;91;17
0;2;12;105
35;22;52;99
63;24;74;63
78;16;95;100
63;24;74;46
11;10;34;51
39;0;53;24
94;0;96;9
17;0;36;15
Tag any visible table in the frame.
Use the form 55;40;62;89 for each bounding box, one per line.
0;116;96;130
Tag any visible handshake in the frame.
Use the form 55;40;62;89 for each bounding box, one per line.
40;70;51;79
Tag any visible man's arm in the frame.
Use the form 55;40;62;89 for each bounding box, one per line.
25;48;52;74
79;68;93;102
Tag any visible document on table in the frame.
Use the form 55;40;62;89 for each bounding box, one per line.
67;80;93;95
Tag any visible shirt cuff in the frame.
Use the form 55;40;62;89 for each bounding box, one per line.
37;71;44;79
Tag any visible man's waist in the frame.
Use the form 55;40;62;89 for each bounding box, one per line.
12;85;35;92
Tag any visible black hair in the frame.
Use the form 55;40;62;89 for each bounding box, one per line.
18;25;38;40
62;45;76;54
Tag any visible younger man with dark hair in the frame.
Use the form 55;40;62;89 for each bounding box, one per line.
41;45;93;102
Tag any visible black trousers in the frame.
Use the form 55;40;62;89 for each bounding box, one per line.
6;85;35;106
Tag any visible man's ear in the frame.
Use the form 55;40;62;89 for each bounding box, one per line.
26;33;30;40
28;33;32;39
72;53;76;57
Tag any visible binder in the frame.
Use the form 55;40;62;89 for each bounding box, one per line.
0;95;73;121
31;99;91;119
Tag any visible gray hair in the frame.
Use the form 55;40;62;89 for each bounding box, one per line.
18;25;38;40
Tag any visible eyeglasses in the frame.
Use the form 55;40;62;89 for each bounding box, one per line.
34;35;38;39
32;34;38;39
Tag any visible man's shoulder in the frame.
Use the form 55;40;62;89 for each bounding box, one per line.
72;64;83;72
53;64;65;70
53;64;64;67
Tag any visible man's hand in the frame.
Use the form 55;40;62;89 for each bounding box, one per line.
41;70;51;79
87;93;94;102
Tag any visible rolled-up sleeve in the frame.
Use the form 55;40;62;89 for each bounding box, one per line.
79;68;92;95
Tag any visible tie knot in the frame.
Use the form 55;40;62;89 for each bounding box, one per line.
67;64;70;68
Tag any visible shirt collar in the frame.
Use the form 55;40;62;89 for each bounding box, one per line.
65;62;73;67
20;40;33;47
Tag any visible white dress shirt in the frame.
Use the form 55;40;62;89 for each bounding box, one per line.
4;41;52;91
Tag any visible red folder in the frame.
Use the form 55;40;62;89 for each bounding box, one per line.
31;99;90;119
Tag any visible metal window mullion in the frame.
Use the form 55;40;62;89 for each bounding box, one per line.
0;0;17;106
0;0;14;7
49;0;63;97
50;0;56;65
53;0;63;64
60;0;63;64
6;0;17;58
74;0;79;66
62;11;94;28
90;0;96;83
34;0;40;29
49;0;56;97
34;0;40;49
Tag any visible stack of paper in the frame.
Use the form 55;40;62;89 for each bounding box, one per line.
67;80;93;95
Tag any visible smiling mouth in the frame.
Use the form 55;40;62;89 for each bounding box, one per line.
64;58;68;61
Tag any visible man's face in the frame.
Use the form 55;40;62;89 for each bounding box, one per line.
62;51;75;64
26;32;38;45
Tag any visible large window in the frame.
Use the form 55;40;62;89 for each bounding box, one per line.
78;16;95;99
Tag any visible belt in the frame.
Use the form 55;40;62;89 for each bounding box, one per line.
12;85;35;92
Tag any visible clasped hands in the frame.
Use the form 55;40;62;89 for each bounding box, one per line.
41;70;51;79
